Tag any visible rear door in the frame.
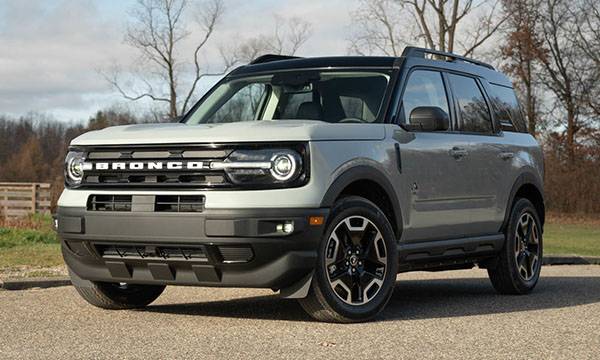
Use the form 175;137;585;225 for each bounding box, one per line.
443;73;506;233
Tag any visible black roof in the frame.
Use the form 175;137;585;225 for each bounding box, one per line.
228;48;512;88
229;56;399;77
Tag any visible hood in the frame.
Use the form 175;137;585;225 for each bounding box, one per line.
70;120;386;146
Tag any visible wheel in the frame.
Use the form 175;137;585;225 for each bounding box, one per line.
73;280;166;310
299;196;398;323
488;198;543;294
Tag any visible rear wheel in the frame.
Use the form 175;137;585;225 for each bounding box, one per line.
73;281;165;310
299;196;398;323
488;198;543;294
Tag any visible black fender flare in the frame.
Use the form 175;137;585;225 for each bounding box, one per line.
320;165;403;237
501;171;545;231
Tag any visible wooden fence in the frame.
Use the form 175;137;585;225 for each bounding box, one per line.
0;182;52;219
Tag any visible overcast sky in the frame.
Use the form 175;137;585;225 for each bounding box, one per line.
0;0;357;122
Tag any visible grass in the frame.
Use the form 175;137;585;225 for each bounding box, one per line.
544;223;600;257
0;212;598;279
0;214;63;275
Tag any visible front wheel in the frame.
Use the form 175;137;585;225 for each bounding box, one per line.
299;196;398;323
488;198;543;294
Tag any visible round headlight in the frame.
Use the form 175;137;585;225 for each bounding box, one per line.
270;153;297;181
65;152;85;185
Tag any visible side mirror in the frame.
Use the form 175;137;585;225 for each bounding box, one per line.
408;106;449;131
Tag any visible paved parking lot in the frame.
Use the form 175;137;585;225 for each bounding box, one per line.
1;265;599;359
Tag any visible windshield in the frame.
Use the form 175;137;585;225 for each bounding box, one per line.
185;70;392;124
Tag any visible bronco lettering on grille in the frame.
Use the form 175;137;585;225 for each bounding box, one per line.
83;161;205;171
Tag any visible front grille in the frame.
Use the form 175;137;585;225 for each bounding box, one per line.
87;194;205;213
79;146;233;188
97;244;208;262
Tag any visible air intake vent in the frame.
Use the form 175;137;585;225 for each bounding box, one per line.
87;195;205;213
155;195;205;213
218;246;254;264
88;195;132;211
97;244;208;262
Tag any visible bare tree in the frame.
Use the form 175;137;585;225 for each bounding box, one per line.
349;0;507;57
233;15;313;63
500;0;546;135
536;0;595;160
349;0;410;56
107;0;231;118
573;0;600;118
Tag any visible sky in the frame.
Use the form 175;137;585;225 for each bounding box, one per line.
0;0;357;122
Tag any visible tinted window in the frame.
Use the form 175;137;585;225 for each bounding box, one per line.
401;70;449;123
448;74;493;133
490;84;527;133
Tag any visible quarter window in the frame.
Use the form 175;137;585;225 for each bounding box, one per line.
448;74;493;133
401;70;450;124
489;84;527;133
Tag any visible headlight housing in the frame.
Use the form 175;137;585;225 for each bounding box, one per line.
214;146;307;187
64;151;87;186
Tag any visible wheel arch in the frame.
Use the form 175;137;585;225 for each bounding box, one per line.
502;172;545;232
320;165;403;240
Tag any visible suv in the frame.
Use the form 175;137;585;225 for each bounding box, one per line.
57;47;544;323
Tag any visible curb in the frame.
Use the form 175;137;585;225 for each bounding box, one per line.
1;256;599;291
543;255;600;266
0;277;71;291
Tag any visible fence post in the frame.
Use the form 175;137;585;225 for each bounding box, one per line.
31;183;37;214
2;187;7;220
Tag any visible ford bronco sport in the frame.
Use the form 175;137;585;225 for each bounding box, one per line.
57;47;544;323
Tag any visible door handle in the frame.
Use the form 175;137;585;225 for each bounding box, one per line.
499;152;514;160
449;147;468;159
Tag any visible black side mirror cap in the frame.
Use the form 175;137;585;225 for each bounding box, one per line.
408;106;449;131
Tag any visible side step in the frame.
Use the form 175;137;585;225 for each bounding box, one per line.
398;234;504;271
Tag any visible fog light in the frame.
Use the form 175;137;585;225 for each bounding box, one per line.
277;221;294;234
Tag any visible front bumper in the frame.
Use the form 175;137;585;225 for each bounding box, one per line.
57;206;328;290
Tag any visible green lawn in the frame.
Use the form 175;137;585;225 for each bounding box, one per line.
544;223;600;257
0;215;598;279
0;216;63;271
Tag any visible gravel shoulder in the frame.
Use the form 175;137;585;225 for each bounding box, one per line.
1;265;599;359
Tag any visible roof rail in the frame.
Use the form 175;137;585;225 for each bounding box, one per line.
401;46;495;70
250;54;301;65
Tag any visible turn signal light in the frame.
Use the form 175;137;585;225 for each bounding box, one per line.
309;216;324;226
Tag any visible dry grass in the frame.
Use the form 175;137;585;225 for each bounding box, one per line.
0;213;53;231
546;212;600;226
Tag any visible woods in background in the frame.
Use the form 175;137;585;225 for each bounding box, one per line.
1;0;600;214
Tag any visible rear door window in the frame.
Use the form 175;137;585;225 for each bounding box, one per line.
447;74;493;134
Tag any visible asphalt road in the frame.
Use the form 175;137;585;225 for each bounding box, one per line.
1;265;599;360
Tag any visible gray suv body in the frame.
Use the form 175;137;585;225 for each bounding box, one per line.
57;47;545;322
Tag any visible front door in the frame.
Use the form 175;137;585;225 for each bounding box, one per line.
395;69;498;242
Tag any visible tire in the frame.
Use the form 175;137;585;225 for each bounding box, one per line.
488;198;543;295
299;196;398;323
73;280;166;310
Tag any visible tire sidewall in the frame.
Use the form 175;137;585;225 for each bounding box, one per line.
505;198;543;292
314;196;398;320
